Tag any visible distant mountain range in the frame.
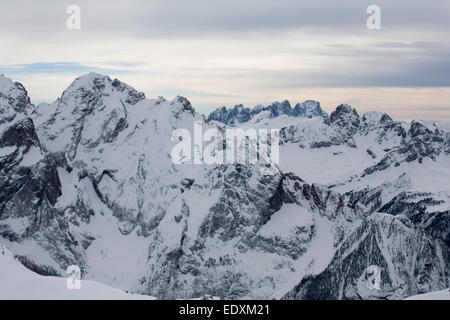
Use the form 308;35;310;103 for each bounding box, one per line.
207;100;329;125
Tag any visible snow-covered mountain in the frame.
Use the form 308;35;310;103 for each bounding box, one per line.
0;73;448;299
207;100;329;126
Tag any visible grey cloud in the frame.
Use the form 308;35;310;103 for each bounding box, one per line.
0;0;448;37
185;52;450;89
0;0;449;105
426;107;450;111
375;41;447;49
157;88;238;98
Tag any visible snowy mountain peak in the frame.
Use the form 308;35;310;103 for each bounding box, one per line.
362;111;392;126
208;99;328;125
70;72;108;85
0;74;17;90
410;120;440;137
292;100;329;122
330;104;361;138
208;104;251;125
172;95;196;115
61;72;145;106
32;73;164;159
0;75;33;123
249;100;293;120
267;100;292;116
63;72;111;97
330;104;359;121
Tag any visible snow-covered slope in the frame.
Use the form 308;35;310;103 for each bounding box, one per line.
284;213;448;300
0;73;449;300
0;244;153;300
405;288;450;300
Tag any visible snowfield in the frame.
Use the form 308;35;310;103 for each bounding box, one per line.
405;289;450;300
0;244;154;300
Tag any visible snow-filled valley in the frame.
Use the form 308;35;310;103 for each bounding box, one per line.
0;73;448;300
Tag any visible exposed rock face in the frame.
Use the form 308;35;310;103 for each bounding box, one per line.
379;192;450;246
0;75;59;226
208;104;252;125
292;100;329;122
280;117;346;148
0;75;33;123
0;73;448;300
330;104;361;139
345;173;411;212
363;121;445;175
37;73;145;159
142;171;366;299
283;213;449;300
208;100;328;125
0;75;87;272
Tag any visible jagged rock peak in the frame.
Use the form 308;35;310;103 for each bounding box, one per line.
207;103;251;125
329;104;361;140
409;120;439;137
330;104;360;123
171;95;196;115
0;74;33;122
362;111;393;125
256;100;292;116
61;72;145;106
293;100;329;121
208;99;329;125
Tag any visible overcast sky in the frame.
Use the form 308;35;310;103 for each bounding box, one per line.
1;0;449;119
